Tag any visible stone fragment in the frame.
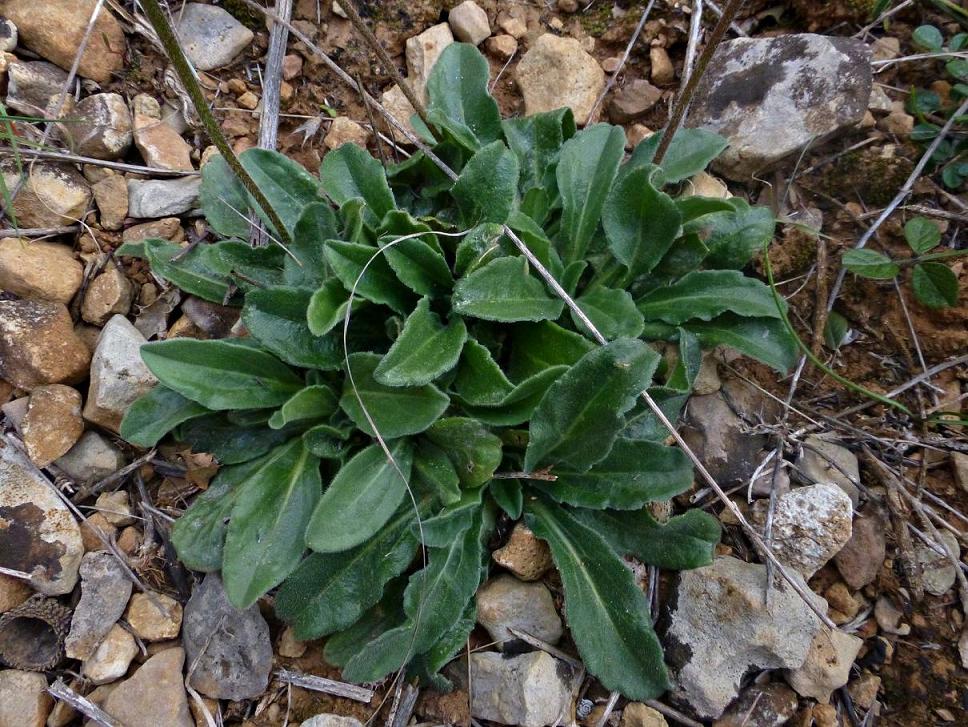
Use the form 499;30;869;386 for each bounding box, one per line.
492;522;553;581
82;623;138;684
449;1;490;46
80;512;117;552
0;440;83;595
175;3;254;72
380;84;417;143
81;265;134;325
470;651;574;727
125;592;182;642
101;647;194;727
0;669;52;727
282;54;303;80
786;626;863;702
301;716;363;727
476;574;562;648
650;46;675;85
5;60;67;116
21;384;83;468
122;218;184;243
324;116;370;150
92;174;128;231
182;573;272;700
134;114;193;171
59;93;132;159
713;683;797;727
1;162;92;229
868;85;893;114
405;23;455;102
684;172;731;200
83;315;158;432
874;596;910;636
95;491;135;527
953;451;968;493
627;123;654;147
917;529;960;596
1;0;125;83
751;483;853;579
1;396;27;434
665;556;825;718
498;15;527;39
688;34;872;179
871;36;899;62
516;34;605;125
879;110;914;135
796;434;861;506
834;505;887;589
0;573;31;614
0;238;82;304
484;34;518;61
620;702;667;727
127;177;202;218
608;78;663;123
65;551;132;660
55;430;125;483
277;626;306;658
0;17;16;52
0;300;89;390
237;91;259;110
848;672;881;711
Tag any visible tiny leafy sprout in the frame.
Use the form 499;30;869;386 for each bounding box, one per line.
117;43;797;699
841;216;961;310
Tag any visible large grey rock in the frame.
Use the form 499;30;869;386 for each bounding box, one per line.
175;3;254;72
5;60;67;116
515;34;605;126
101;647;193;727
470;651;575;727
476;574;563;649
83;315;157;433
664;556;825;719
127;176;201;218
688;34;872;180
0;441;83;595
182;573;272;700
55;430;125;483
65;552;132;660
785;626;863;703
796;434;861;506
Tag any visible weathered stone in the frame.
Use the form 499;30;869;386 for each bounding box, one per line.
484;34;518;61
122;218;184;243
237;91;259;110
874;595;910;636
470;651;574;727
127;177;201;218
650;46;675;85
101;647;193;727
277;626;307;658
1;162;91;229
0;573;31;614
282;54;303;80
0;238;82;304
620;702;668;727
608;78;663;123
55;430;124;483
848;672;881;711
82;623;138;684
0;300;90;390
0;440;83;595
59;93;132;159
83;315;158;432
952;451;968;493
449;1;490;46
324;116;370;150
91;174;128;231
786;626;863;702
95;491;135;527
405;23;454;103
81;265;134;325
917;529;960;596
797;434;861;506
834;505;887;589
5;60;67;116
751;483;853;579
0;0;125;83
65;551;132;660
380;84;417;143
492;522;553;581
879;110;914;135
0;669;52;727
684;172;731;200
713;683;798;727
80;512;117;552
688;34;872;179
0;17;16;52
125;592;182;642
301;716;363;727
21;384;83;468
183;573;272;700
134;114;194;171
175;3;254;72
665;556;825;719
476;574;563;649
516;34;605;125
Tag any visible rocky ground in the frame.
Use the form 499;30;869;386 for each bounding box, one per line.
0;0;966;726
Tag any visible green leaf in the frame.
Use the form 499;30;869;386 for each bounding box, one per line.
699;201;776;270
322;579;407;668
176;413;294;464
503;107;576;193
268;385;338;429
120;386;208;448
378;212;453;297
454;223;508;276
571;508;720;570
170;465;241;571
451;338;514;406
508;321;595;381
340;352;450;438
141;339;302;410
602;166;682;277
406;602;477;692
490;478;523;519
534;439;693;509
675;195;736;223
453;256;564;322
374;298;467;386
277;500;424;639
143;239;230;303
307;278;362;336
525;498;669;700
842;248;900;279
306;441;413;553
302;423;351;459
240;148;321;236
573;286;645;340
683;314;798;373
319;143;396;227
413;439;461;505
557;124;626;263
451;140;520;226
324;240;415;313
824;311;849;350
426;43;502;149
625;127;728;186
199;154;250;238
525;339;660;472
223;439;321;608
913;24;944;52
425;417;503;488
208;240;286;290
912;262;959;308
418;488;486;546
636;270;782;324
286;202;338;286
242;286;342;370
904;216;941;254
461;366;569;426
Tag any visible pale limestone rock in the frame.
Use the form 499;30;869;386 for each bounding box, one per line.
0;238;82;304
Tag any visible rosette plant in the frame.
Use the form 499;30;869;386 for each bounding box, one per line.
118;43;795;698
